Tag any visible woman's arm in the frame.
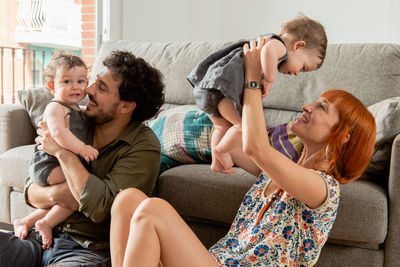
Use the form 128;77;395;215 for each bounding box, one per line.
242;39;327;209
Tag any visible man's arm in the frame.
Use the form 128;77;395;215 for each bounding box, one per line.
79;143;161;223
25;179;79;210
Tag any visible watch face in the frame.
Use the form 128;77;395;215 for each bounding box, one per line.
244;81;261;89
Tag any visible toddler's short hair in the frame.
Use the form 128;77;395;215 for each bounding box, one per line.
44;49;87;83
281;15;328;69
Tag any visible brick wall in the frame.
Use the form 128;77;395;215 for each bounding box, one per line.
79;0;96;67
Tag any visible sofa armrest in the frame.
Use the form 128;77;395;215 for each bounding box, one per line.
385;133;400;266
0;104;36;155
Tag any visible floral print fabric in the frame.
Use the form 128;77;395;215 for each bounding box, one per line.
209;171;340;267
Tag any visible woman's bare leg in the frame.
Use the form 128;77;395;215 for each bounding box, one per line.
110;188;149;267
122;197;219;267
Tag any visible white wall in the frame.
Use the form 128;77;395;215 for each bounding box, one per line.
101;0;400;44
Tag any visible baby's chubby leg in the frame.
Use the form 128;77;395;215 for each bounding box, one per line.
36;204;74;250
209;115;235;173
216;97;242;162
47;166;66;185
14;209;49;239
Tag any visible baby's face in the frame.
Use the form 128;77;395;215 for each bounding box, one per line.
53;66;88;104
278;48;321;76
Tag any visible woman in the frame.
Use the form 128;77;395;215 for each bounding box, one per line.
109;38;376;267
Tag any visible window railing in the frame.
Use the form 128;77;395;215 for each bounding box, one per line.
15;0;81;48
0;46;53;104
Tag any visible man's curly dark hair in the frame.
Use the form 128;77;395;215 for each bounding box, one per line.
103;51;165;123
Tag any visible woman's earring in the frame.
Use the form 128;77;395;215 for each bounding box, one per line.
325;145;331;159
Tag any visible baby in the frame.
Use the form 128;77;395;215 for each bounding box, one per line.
188;15;327;173
13;50;98;249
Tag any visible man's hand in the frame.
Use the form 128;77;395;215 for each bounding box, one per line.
36;121;65;157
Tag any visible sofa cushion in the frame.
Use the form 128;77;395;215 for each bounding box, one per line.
148;106;212;165
149;105;303;173
94;41;400;111
17;88;89;129
17;88;53;129
159;164;387;244
158;164;256;224
362;97;400;179
0;145;35;191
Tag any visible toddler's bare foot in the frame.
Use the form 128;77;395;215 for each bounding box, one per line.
213;149;234;170
13;219;29;239
211;155;236;174
35;219;53;250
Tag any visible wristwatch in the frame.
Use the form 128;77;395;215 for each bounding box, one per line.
244;81;262;90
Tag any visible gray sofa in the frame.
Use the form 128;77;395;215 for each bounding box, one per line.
0;40;399;266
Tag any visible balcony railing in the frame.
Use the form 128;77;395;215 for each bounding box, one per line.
15;0;82;49
0;46;53;104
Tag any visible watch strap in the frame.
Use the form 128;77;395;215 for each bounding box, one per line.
244;81;262;90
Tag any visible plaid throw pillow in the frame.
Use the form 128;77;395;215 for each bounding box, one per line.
148;107;303;173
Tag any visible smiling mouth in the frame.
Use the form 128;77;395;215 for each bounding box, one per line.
300;115;309;123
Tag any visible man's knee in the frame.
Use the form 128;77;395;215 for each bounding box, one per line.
0;230;42;267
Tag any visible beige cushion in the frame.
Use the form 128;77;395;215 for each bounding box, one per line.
368;97;400;146
17;88;88;129
17;88;53;129
363;97;400;177
94;41;400;110
0;145;35;191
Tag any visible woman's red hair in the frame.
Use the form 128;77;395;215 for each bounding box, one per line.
321;89;376;184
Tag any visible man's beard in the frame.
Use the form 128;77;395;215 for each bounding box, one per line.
86;98;119;125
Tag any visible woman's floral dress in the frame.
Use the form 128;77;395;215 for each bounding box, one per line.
209;171;340;267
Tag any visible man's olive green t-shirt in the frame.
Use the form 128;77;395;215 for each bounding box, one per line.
24;120;161;250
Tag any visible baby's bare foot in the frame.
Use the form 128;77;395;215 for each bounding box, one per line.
211;154;236;174
213;150;234;170
13;219;29;239
35;219;53;250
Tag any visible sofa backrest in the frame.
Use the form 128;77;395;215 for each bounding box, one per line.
92;40;400;125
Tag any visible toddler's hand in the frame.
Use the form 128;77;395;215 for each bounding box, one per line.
79;145;98;162
262;81;272;97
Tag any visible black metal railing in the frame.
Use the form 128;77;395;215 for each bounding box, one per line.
0;46;53;104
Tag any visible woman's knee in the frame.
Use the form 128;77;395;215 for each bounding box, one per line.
111;188;148;217
132;198;170;223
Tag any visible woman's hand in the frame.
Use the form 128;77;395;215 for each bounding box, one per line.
36;121;64;157
243;37;264;82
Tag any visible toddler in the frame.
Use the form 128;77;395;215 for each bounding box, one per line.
13;50;98;249
187;15;327;173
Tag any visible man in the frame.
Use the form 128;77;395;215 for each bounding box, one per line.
0;51;165;266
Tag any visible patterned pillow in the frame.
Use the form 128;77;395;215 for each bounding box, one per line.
361;96;400;179
148;106;303;173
